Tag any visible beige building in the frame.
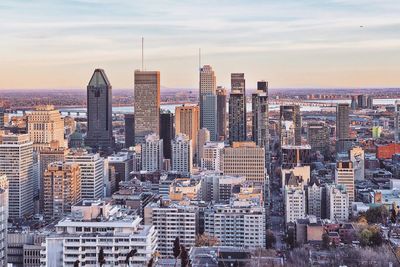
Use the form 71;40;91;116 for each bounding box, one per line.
134;70;160;144
169;178;202;201
175;104;200;155
43;162;81;220
221;142;266;182
27;105;65;151
335;161;355;205
281;165;310;189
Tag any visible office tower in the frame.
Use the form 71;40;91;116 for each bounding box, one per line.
141;133;163;172
0;175;7;266
199;65;218;140
307;183;322;218
65;149;104;200
395;101;400;143
201;141;225;171
349;146;365;180
229;73;246;143
144;201;198;256
279;105;301;146
284;185;306;223
222;142;266;183
197;128;210;165
204;200;266;248
216;86;227;140
38;140;69;212
307;122;330;156
252;81;269;168
367;96;373;109
326;184;349;221
336;103;350;152
357;94;367;108
27;105;65;151
43;162;81;221
107;151;133;188
175;104;199;155
159;111;174;159
85;69;114;151
0;133;33;219
335;161;355;205
42;200;157;266
171;134;193;175
124;113;135;148
0;107;4;130
134;70;160;144
350;96;357;110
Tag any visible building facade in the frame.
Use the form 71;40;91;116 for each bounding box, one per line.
229;73;246;143
141;133;163;172
171;134;193;175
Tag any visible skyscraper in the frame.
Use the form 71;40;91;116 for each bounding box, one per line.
0;175;7;266
171;134;193;175
141;133;163;172
202;94;218;141
27;105;65;151
199;65;217;131
175;104;199;157
216;86;227;140
85;69;114;152
395;101;400;143
160;111;174;160
367;95;374;109
307;122;330;156
0;133;34;219
124;113;135;148
197;128;210;165
65;149;104;200
229;73;246;143
279;105;301;146
252;81;269;168
335;160;355;206
336;103;350;153
134;70;160;144
43;162;81;221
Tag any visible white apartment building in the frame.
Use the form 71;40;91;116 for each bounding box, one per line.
326;184;349;221
335;161;355;205
197;128;210;165
41;200;157;266
350;146;365;181
307;183;322;218
0;175;8;266
27;105;65;151
171;134;193;175
141;133;163;172
201;141;224;171
144;201;198;256
0;133;34;219
204;200;266;248
65;149;104;200
284;185;306;223
198;171;245;202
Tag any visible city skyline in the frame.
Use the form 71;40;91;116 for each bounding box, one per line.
1;0;400;90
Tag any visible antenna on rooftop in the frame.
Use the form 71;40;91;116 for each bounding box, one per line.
141;37;144;71
198;48;201;71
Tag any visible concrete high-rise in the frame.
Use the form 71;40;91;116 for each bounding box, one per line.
202;94;218;141
280;105;301;146
395;101;400;143
216;86;227;140
171;134;193;175
27;105;65;151
252;81;269;168
124;113;135;148
336;103;351;153
229;73;246;143
201;141;225;171
85;69;114;152
175;104;199;156
199;65;217;140
134;70;160;144
65;149;104;200
43;162;81;221
307;122;330;156
0;175;7;266
197;128;210;166
0;133;34;219
335;160;355;206
141;133;163;172
326;184;349;221
160;111;174;160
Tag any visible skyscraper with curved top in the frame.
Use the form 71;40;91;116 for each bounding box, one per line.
85;69;114;152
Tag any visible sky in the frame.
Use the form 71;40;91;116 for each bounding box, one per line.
0;0;400;90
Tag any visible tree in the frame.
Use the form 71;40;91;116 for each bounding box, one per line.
180;245;189;267
285;228;296;249
195;234;219;247
322;233;330;249
266;230;276;249
359;229;372;247
391;202;398;224
98;247;106;267
125;249;138;265
173;237;181;267
365;206;389;224
147;258;154;267
73;260;80;267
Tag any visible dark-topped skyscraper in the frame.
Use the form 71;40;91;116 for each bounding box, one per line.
124;113;135;148
85;69;114;152
134;70;160;144
252;81;269;168
229;73;246;143
336;103;353;153
160;111;174;159
216;86;227;140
